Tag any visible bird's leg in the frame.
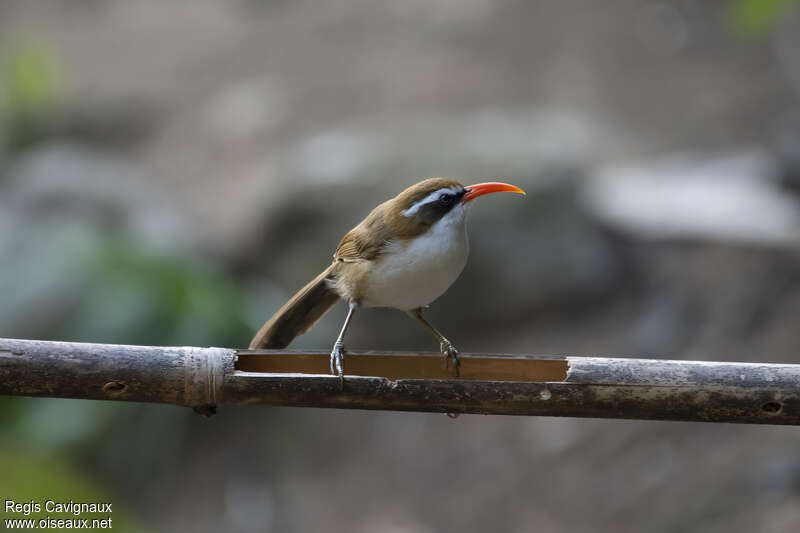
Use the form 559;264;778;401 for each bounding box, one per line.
331;301;358;388
408;308;460;376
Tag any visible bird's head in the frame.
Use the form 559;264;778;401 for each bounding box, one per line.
390;177;526;233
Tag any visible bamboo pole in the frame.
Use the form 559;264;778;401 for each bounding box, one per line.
0;337;797;424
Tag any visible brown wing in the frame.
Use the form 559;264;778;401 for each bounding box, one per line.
334;227;388;262
333;200;395;262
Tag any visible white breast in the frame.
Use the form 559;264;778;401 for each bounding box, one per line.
362;204;469;310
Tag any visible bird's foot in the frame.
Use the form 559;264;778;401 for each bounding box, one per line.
330;341;345;389
440;340;460;377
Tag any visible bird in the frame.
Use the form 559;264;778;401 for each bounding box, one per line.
249;177;526;383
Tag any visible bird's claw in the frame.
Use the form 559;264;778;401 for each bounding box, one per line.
330;341;345;389
440;341;460;377
441;341;461;418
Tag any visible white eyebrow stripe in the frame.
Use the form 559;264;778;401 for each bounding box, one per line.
401;186;462;217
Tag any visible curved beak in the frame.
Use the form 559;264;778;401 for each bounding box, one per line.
462;181;526;203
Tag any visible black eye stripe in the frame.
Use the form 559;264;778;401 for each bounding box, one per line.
408;188;466;225
439;189;467;203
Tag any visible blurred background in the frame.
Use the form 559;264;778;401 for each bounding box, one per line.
2;0;800;531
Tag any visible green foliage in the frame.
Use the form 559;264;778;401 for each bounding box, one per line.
0;42;58;115
62;238;252;348
0;40;60;151
728;0;800;37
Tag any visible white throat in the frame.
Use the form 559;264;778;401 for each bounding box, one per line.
363;203;470;310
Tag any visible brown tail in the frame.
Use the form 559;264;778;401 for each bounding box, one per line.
249;266;341;349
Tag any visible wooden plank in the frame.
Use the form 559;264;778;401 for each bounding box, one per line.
235;350;569;382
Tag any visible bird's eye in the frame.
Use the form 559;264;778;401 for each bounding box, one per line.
439;194;452;204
